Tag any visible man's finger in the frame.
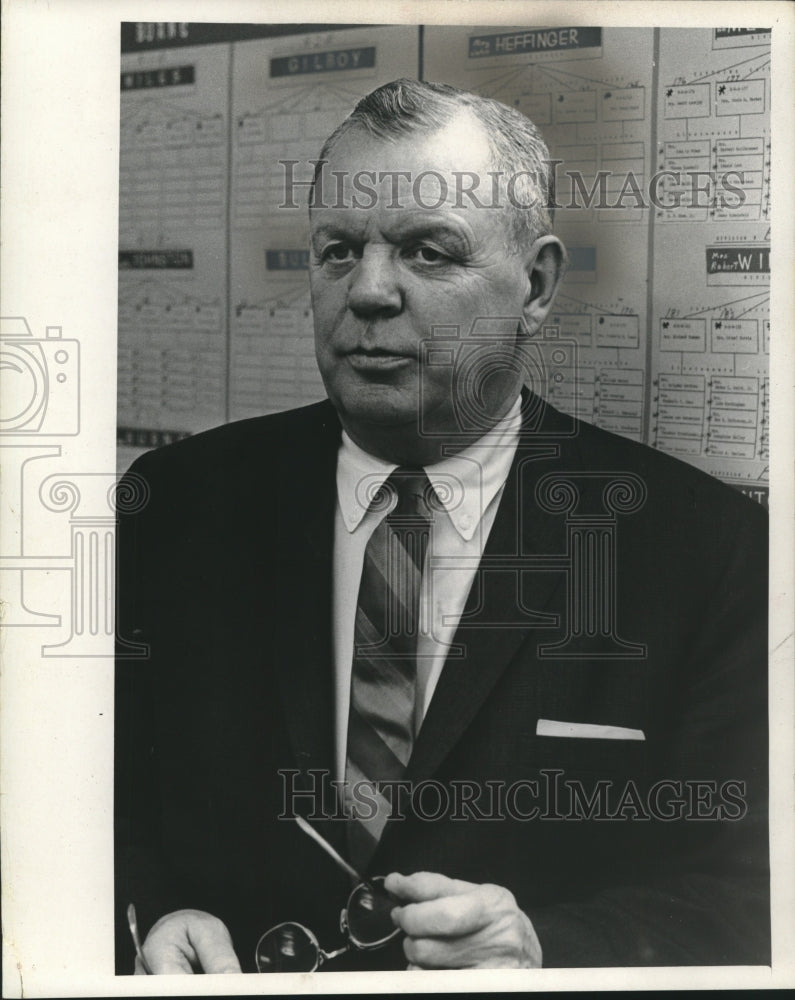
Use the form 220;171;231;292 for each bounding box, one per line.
401;912;537;971
392;886;503;938
142;943;195;975
141;909;242;974
403;933;526;970
187;918;242;973
385;871;474;903
403;933;470;969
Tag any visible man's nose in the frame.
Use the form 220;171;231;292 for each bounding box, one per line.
347;247;403;318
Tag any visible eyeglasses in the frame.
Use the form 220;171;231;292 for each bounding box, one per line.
255;874;400;972
128;816;399;975
255;815;401;972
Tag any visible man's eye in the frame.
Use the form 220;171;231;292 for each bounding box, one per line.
408;246;449;264
321;244;357;263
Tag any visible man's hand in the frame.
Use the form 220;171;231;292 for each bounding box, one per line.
135;909;242;974
385;872;542;969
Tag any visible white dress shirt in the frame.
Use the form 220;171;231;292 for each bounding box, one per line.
333;396;522;783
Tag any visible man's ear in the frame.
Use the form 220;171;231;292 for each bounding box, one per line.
522;235;567;333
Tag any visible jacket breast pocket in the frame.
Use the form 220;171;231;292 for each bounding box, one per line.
527;661;650;779
529;730;649;781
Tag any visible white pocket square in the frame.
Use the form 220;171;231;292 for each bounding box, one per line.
536;719;646;741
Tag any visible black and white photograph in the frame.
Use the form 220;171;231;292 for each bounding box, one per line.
1;1;793;995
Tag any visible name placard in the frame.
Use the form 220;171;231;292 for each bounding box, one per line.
270;47;376;77
468;28;602;58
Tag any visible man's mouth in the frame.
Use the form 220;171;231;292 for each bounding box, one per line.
345;347;416;371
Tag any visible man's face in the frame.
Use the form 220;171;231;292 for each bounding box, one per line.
308;113;540;453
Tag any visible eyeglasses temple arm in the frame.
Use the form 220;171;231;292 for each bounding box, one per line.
295;815;363;883
126;903;154;975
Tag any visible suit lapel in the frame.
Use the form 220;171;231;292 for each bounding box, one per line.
404;399;573;786
271;396;579;860
272;404;341;781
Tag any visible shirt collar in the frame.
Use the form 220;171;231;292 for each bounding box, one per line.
336;395;522;541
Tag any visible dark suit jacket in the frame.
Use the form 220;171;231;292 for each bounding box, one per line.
115;394;769;972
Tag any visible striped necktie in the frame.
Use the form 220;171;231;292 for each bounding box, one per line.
344;467;434;871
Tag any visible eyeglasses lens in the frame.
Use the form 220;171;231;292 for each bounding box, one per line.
255;922;319;973
346;879;399;946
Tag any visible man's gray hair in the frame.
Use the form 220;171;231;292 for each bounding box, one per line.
315;78;556;245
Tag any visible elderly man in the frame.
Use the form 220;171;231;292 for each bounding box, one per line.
115;79;769;973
